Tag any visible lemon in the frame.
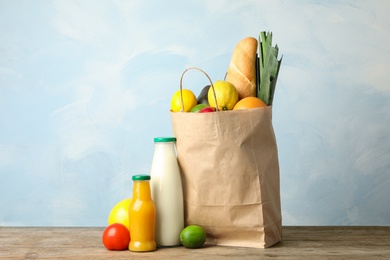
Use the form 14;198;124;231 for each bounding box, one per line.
171;89;197;112
108;198;132;232
180;225;206;249
208;81;238;110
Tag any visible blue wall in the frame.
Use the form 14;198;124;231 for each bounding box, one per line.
1;0;389;226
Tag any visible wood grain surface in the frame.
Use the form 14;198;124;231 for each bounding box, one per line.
0;226;389;259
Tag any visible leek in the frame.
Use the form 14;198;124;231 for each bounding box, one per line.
257;31;282;106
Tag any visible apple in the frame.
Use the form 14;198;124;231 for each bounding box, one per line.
199;106;216;113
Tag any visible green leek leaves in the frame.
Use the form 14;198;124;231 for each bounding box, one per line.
257;31;282;106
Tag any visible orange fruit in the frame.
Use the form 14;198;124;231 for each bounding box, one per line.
233;97;267;110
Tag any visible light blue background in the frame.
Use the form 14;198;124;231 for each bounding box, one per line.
1;0;389;226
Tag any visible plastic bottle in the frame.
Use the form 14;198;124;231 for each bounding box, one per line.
128;174;156;252
150;137;184;247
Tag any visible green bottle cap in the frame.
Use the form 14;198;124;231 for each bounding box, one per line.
132;174;151;181
154;137;177;142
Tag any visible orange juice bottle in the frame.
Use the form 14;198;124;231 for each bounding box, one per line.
128;174;156;252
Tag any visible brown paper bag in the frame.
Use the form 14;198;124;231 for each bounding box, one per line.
170;105;282;248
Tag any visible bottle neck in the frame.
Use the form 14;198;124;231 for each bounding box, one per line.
133;180;152;200
155;142;176;154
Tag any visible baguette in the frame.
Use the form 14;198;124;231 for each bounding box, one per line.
226;37;258;99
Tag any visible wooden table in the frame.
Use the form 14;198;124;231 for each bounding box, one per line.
1;226;389;259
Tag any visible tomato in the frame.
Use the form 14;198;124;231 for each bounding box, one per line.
102;223;130;250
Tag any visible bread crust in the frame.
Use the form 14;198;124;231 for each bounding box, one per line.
227;37;258;99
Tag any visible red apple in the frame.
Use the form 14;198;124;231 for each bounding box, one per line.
199;106;216;113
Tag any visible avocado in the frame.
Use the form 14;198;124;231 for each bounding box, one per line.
197;85;210;105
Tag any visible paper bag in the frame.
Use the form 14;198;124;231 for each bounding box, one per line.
170;106;282;248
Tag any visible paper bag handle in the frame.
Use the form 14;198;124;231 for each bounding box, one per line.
179;67;219;112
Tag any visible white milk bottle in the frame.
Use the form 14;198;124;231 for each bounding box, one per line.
150;137;184;247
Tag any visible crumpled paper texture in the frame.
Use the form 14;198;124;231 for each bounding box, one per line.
171;106;282;248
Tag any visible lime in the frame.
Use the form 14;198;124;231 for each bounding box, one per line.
171;89;197;112
190;104;208;113
180;225;206;249
208;81;238;110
